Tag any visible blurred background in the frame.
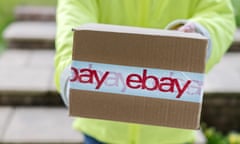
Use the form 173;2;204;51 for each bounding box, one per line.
0;0;240;144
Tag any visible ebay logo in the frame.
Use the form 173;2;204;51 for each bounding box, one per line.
70;61;204;103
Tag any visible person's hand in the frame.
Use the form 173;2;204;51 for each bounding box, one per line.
177;23;196;33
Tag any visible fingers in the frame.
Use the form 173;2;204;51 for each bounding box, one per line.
178;23;196;33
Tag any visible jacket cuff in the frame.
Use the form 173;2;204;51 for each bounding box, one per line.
165;19;188;30
165;19;212;60
60;65;71;107
194;22;212;60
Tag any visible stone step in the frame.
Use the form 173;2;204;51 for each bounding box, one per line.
229;29;240;51
203;53;240;133
0;107;83;144
3;22;55;49
204;53;240;93
0;107;205;144
15;6;56;21
202;94;240;134
0;49;61;105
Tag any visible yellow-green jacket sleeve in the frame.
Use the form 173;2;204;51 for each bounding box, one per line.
189;0;236;72
54;0;98;91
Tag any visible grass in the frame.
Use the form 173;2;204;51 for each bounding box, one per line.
0;43;6;54
0;0;57;52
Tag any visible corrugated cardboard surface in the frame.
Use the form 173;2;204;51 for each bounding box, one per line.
70;90;201;129
70;24;207;129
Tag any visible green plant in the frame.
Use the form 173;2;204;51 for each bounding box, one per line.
204;127;228;144
231;0;240;26
228;132;240;144
202;123;240;144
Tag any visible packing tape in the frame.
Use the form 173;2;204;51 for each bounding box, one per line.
70;60;204;103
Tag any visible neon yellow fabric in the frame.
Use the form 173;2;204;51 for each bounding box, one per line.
55;0;235;143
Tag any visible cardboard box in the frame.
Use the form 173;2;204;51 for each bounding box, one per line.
69;24;208;129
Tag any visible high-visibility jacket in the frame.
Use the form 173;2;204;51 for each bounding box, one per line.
55;0;235;143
